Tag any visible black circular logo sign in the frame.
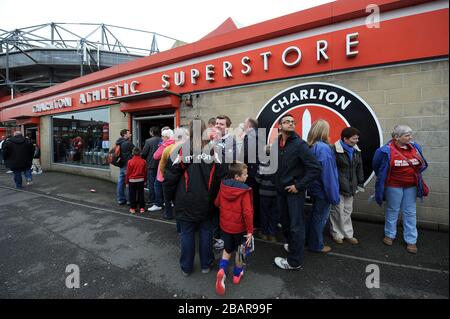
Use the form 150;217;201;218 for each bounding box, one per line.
256;82;383;185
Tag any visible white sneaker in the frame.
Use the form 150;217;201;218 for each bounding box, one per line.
148;205;163;212
274;257;302;270
6;170;13;174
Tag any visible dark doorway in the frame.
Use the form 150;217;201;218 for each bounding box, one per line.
137;118;174;149
25;126;37;144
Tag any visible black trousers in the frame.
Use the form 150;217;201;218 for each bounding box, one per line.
129;181;145;209
246;177;260;228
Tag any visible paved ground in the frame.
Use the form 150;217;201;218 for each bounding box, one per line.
0;169;448;299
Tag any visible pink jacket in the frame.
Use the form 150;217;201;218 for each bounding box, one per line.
154;139;175;182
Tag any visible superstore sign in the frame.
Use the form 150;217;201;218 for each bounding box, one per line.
24;5;447;116
31;32;361;114
161;33;360;89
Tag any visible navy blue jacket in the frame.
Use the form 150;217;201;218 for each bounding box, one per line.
372;140;428;206
273;133;322;194
307;141;340;205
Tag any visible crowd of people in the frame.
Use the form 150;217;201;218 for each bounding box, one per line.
110;114;428;296
0;132;42;188
1;114;429;296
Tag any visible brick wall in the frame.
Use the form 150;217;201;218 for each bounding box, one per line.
183;59;449;230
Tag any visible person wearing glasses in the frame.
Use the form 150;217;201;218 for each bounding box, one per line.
372;125;428;254
273;113;321;270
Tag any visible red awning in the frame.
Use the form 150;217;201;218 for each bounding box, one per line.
115;89;181;113
11;116;40;126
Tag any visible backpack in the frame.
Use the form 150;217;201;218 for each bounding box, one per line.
108;144;123;167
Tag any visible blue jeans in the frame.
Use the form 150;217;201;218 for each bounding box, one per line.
116;166;129;204
147;169;157;203
13;169;32;188
154;180;164;207
260;196;278;236
384;186;418;244
277;192;306;267
306;196;331;251
178;219;214;273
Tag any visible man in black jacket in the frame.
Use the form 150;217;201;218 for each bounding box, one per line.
272;114;322;270
141;126;161;205
3;131;34;188
116;129;134;205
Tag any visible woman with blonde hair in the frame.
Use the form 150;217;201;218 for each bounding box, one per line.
306;119;340;253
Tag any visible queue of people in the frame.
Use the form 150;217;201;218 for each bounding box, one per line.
2;115;427;297
105;116;429;296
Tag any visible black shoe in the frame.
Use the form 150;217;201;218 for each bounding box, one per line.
117;201;126;205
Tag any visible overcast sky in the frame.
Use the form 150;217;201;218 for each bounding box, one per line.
0;0;334;52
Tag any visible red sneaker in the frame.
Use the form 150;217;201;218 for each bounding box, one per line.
215;269;226;296
139;208;145;214
233;270;244;284
129;208;136;214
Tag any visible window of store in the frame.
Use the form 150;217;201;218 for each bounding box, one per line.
52;108;110;169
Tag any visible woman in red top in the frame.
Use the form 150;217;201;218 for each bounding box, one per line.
373;125;428;254
126;147;147;214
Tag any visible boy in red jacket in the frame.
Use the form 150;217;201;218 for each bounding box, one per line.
126;147;147;214
214;162;254;296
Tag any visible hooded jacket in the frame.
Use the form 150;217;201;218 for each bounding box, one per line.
3;135;34;170
126;155;148;185
215;179;254;235
274;132;322;194
163;141;224;222
115;137;134;168
372;140;428;206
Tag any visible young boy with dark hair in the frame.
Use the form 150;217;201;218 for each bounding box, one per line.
126;147;147;214
214;162;254;296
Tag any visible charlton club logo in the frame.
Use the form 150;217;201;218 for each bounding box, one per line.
256;82;383;185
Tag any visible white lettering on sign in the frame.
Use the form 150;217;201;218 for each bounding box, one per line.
174;71;185;86
260;51;272;72
162;33;361;88
346;33;359;57
223;61;233;78
271;88;352;113
79;81;140;104
241;56;252;75
317;40;329;61
205;64;215;82
33;97;72;113
282;46;302;67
